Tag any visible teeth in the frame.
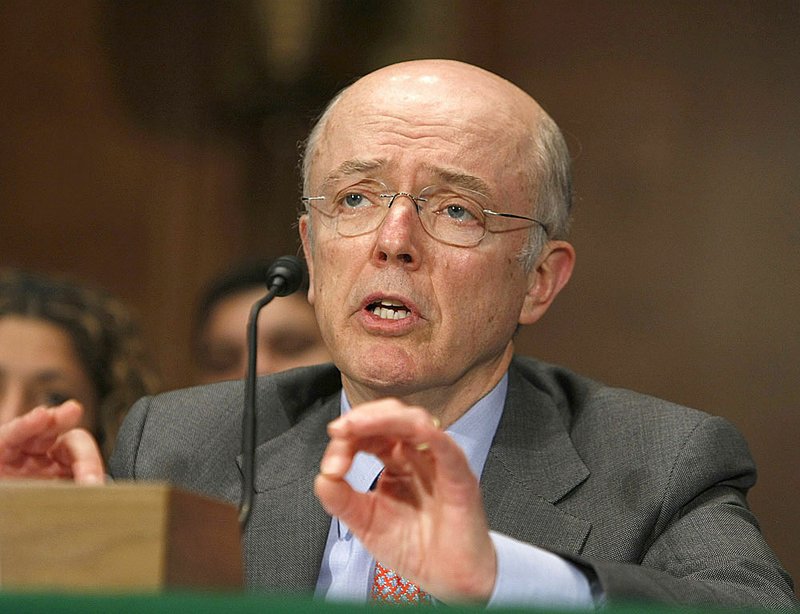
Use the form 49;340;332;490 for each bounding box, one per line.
370;300;411;320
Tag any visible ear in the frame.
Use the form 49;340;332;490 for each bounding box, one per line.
299;214;316;305
518;240;575;325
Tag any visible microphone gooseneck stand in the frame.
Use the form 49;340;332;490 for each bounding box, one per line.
239;256;305;527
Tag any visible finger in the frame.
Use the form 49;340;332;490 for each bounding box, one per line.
317;425;373;520
0;402;83;459
337;408;464;483
16;401;83;439
0;406;50;453
30;401;88;456
329;401;440;448
314;472;373;520
319;430;359;479
330;402;475;498
48;429;106;485
0;453;72;478
49;400;85;431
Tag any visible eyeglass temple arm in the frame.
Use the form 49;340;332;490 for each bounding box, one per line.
482;209;549;233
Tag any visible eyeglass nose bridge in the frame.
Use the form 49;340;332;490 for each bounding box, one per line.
380;191;426;212
379;192;432;238
378;191;445;244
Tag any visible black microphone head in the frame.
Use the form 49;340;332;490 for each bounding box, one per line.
266;255;305;297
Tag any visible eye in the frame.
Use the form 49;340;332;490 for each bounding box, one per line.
270;332;316;356
430;194;483;225
333;179;387;213
342;192;369;209
444;203;479;222
43;391;71;407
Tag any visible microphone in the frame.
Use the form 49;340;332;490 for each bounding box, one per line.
265;255;305;297
239;255;306;527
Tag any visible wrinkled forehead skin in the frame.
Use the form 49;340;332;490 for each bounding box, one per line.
307;59;546;204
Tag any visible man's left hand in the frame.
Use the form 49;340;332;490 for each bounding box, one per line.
314;398;496;604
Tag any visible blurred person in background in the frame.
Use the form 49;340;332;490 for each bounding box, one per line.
193;258;330;383
0;268;159;460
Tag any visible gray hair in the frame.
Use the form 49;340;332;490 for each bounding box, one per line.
299;88;346;248
518;111;573;270
300;88;573;271
301;88;346;196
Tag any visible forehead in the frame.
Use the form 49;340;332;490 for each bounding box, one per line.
309;78;533;199
0;316;84;372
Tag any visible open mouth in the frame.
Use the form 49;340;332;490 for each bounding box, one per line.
368;299;412;320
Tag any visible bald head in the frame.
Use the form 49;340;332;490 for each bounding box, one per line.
297;60;577;407
302;60;573;260
338;59;543;127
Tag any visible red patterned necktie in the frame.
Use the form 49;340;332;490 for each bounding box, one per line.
368;469;433;605
371;560;432;605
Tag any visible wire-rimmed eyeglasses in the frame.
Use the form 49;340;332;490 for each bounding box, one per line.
301;178;548;248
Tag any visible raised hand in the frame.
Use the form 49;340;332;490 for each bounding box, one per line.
314;399;497;604
0;400;105;484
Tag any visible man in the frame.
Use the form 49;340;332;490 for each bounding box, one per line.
0;60;795;608
193;259;330;383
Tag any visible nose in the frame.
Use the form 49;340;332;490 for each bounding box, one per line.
372;193;423;268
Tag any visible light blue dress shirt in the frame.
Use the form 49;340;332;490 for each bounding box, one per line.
314;374;594;608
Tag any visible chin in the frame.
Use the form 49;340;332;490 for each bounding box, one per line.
345;346;420;393
359;363;418;391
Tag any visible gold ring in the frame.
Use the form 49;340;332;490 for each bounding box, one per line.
432;417;441;429
415;442;430;451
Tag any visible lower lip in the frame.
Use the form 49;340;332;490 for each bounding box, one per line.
358;307;418;334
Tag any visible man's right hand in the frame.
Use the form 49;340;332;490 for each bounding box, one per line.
0;400;105;484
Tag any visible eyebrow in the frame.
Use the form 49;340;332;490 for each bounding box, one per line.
420;164;492;196
35;370;71;384
0;367;71;385
320;159;492;196
321;159;387;189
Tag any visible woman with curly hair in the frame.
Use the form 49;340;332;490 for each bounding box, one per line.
0;268;159;461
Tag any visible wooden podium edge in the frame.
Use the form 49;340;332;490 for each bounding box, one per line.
0;480;243;591
165;484;244;588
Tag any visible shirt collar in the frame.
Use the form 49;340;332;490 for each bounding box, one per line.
334;374;509;538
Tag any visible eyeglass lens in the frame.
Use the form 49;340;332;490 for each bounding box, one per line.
318;180;491;247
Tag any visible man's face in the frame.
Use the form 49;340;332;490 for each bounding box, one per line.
300;65;543;405
195;288;330;384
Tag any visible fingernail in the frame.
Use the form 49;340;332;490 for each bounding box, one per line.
80;473;105;485
320;455;346;477
327;417;344;434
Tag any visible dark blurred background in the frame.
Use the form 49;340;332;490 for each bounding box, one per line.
1;0;797;590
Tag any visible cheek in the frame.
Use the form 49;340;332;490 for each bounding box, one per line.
471;253;528;322
443;248;521;290
316;234;367;290
311;241;352;321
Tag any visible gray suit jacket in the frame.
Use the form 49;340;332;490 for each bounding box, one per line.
109;356;796;608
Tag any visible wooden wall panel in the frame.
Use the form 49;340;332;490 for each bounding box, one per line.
459;1;800;589
0;1;247;387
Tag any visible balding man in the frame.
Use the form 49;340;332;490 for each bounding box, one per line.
1;60;795;608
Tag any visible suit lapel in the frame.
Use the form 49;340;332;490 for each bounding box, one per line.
235;360;592;588
240;370;341;592
481;362;592;555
